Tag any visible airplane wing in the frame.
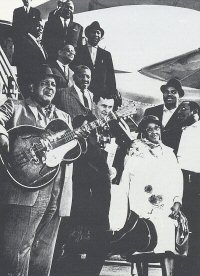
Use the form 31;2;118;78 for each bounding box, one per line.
139;48;200;89
115;70;132;74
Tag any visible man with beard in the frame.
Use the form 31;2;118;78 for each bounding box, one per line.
42;0;83;62
0;65;76;276
143;78;185;153
72;21;122;109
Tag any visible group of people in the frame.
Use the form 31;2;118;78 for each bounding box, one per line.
0;0;199;276
12;0;121;107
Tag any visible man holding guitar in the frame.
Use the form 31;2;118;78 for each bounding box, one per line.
0;65;79;276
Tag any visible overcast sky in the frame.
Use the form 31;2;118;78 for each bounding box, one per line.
1;3;200;103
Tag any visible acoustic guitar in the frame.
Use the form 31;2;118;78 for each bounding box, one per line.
0;114;117;190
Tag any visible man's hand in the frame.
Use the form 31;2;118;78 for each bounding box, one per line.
170;202;181;219
0;134;9;153
74;121;91;139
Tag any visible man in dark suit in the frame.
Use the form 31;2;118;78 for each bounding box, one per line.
143;78;185;153
72;21;121;108
12;0;41;66
12;0;41;38
42;0;83;62
15;19;48;98
56;65;94;121
0;65;74;276
50;43;75;89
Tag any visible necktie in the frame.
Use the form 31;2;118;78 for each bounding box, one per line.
81;89;89;108
63;65;68;79
64;19;68;36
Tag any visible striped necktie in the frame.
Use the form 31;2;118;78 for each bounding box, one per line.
81;89;89;108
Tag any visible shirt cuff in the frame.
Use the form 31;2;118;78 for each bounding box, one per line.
173;196;182;205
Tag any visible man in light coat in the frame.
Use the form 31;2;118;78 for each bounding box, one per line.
0;65;76;276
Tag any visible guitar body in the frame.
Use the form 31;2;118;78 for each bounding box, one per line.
1;119;80;190
0;113;119;190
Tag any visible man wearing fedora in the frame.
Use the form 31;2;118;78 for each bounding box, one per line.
72;21;121;109
0;65;77;276
42;0;83;62
144;78;185;153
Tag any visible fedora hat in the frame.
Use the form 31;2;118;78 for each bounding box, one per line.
160;78;184;98
30;64;60;84
138;115;162;133
85;21;104;38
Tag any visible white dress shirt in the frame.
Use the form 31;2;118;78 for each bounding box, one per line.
24;6;30;13
74;84;93;110
87;43;98;65
177;120;200;173
60;17;70;28
57;60;69;77
162;105;177;127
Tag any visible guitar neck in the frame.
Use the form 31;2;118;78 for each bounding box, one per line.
56;112;118;147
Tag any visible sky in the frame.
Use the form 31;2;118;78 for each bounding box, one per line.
74;5;200;103
1;3;200;103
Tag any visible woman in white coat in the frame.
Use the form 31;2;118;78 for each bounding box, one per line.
119;115;186;275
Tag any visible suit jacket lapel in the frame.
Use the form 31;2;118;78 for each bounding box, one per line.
55;62;68;81
70;86;87;110
28;35;46;60
84;45;94;68
158;104;164;122
95;47;103;67
164;107;179;130
25;98;40;121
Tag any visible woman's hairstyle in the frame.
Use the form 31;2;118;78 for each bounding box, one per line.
137;115;162;138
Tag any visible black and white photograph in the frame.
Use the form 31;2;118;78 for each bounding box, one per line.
0;0;200;275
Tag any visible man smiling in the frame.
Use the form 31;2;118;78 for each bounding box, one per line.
42;0;83;62
0;65;75;276
144;78;185;153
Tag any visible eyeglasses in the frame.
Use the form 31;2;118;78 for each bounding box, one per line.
40;80;56;87
145;126;161;133
62;49;76;55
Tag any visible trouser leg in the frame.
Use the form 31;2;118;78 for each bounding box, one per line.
29;182;62;276
0;183;61;276
0;204;45;276
28;211;61;276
